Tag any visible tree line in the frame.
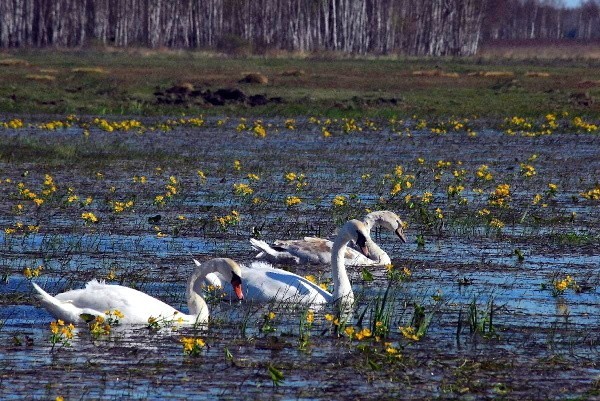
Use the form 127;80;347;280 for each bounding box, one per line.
0;0;598;56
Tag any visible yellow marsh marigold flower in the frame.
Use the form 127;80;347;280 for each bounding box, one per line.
399;326;421;341
489;218;505;229
355;328;372;340
285;196;302;207
180;336;206;356
284;172;297;182
233;183;253;196
476;165;493;181
477;208;491;217
305;310;315;324
81;212;99;223
344;326;355;338
520;163;537;178
332;195;347;207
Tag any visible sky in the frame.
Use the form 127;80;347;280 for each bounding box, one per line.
563;0;583;7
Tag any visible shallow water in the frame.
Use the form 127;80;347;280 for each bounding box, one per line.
1;118;599;399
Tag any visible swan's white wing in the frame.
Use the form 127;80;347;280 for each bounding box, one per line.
206;264;330;304
39;280;184;324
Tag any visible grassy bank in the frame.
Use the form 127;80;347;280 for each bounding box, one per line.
0;48;599;119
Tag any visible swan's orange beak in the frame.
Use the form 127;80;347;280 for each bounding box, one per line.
231;276;244;300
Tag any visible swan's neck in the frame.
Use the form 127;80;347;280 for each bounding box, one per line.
362;216;390;264
365;239;390;264
186;268;209;322
331;237;353;304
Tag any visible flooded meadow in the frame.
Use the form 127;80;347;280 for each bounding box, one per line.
1;115;599;400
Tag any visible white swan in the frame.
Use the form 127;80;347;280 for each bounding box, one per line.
203;219;371;305
31;258;244;325
250;210;406;266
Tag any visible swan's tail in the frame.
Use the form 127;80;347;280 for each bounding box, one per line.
249;238;300;264
31;282;54;303
249;238;273;259
31;282;71;321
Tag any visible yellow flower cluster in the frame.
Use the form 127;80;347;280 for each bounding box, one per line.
342;118;362;134
89;315;111;337
489;218;505;229
4;222;39;235
284;172;307;190
305;309;315;324
165;117;205;128
233;182;254;196
81;211;99;223
111;200;134;213
324;313;339;326
554;275;576;293
252;120;267;138
133;175;147;184
389;165;414;196
155;176;180;205
572;117;598;133
421;192;433;204
50;319;75;341
520;163;537;178
304;275;329;291
345;326;372;340
581;185;600;200
285;195;302;207
1;118;24;129
92;118;143;132
399;326;421;341
23;264;44;279
180;337;206;356
285;119;296;130
475;165;493;181
332;195;347;207
489;184;510;207
17;176;52;207
39;120;71;130
447;184;465;197
215;210;240;230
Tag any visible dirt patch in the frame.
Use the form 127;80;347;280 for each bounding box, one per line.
155;84;283;107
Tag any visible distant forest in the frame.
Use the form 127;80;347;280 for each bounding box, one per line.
0;0;599;56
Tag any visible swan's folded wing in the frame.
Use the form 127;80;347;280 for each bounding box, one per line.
273;238;333;264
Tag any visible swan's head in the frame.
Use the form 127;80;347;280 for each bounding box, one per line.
341;219;371;257
364;211;407;243
214;258;244;301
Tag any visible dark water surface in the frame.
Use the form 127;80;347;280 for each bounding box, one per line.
1;117;599;399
